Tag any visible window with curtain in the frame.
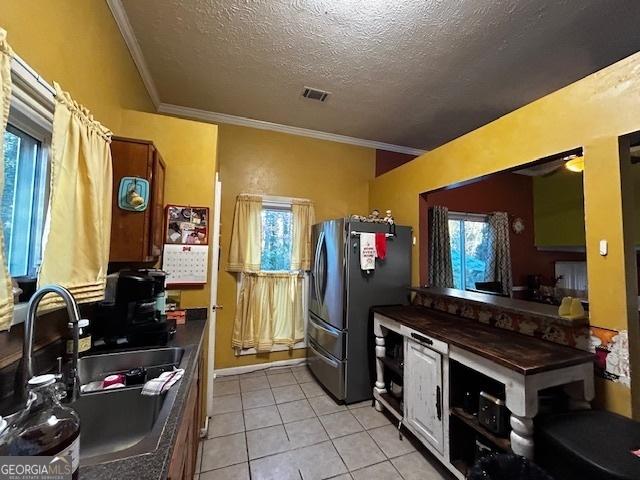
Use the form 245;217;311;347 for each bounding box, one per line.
229;195;314;353
0;33;113;328
448;213;491;291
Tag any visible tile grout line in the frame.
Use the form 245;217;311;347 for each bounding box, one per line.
317;408;350;476
211;367;360;478
241;386;253;480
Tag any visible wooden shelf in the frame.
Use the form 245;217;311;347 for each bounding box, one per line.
450;407;511;452
451;459;470;476
381;356;404;378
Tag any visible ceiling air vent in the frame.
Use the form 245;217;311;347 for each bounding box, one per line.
302;86;330;102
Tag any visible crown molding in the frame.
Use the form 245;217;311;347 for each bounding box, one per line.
106;0;160;108
106;0;426;155
158;103;427;156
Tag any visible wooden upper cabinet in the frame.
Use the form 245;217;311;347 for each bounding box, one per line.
109;137;166;263
150;149;166;258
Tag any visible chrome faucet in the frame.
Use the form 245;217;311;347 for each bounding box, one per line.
18;285;81;404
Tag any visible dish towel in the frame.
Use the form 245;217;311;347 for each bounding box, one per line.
360;232;376;271
375;232;387;260
141;368;184;396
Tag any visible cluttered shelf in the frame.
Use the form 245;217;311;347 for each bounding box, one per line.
450;407;511;452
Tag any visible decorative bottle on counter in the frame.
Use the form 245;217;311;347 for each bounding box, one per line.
65;319;91;358
0;374;80;479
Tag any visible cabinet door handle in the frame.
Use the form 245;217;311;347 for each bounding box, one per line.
411;332;433;346
436;385;442;421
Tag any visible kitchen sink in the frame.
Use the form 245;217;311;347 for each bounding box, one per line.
77;347;184;385
71;346;190;466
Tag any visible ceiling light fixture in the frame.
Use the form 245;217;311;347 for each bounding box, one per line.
564;154;584;173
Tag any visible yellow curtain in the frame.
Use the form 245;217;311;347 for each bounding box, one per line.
37;83;112;310
291;199;315;271
0;29;14;330
232;272;304;351
228;194;262;272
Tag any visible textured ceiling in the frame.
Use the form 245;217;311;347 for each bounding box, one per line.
121;0;640;150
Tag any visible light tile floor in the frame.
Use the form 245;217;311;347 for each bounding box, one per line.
196;365;454;480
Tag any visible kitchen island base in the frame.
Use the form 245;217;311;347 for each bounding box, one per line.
373;307;594;478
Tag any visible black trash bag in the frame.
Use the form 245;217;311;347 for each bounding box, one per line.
468;454;554;480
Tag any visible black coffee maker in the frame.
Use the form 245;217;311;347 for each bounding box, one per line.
95;270;170;348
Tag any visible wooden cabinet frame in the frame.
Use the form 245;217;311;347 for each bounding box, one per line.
109;137;166;264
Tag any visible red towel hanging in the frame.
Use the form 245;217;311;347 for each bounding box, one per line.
375;232;387;260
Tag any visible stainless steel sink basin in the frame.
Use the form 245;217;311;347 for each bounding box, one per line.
72;346;190;466
77;347;184;385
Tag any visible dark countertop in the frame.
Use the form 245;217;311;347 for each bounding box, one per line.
412;287;589;326
373;305;593;375
80;319;207;480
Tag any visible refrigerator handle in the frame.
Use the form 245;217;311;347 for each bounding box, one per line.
309;341;340;368
318;231;326;303
313;231;324;306
309;312;339;338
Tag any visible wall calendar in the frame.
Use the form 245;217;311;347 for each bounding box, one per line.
162;244;209;285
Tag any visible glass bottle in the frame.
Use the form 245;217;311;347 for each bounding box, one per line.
65;319;91;359
0;374;80;479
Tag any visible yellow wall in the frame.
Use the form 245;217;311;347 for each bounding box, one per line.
370;52;640;417
215;124;374;368
0;0;218;310
0;0;153;131
533;164;640;248
533;169;585;247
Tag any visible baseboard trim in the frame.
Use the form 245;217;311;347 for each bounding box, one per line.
214;358;307;377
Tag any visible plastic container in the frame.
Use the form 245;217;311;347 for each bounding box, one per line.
0;374;80;479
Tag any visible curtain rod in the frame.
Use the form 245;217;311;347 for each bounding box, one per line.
239;193;311;204
448;210;489;219
11;53;56;97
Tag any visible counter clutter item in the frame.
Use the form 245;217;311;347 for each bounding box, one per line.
558;296;586;320
141;369;184;396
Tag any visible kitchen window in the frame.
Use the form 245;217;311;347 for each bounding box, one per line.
2;55;55;325
2;124;49;278
260;206;293;271
448;213;491;291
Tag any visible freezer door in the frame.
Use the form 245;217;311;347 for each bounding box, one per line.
308;311;345;360
308;338;345;400
344;222;413;403
309;219;345;330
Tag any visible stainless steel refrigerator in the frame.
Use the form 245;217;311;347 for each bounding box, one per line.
308;219;412;404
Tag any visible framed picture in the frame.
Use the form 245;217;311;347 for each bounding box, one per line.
165;205;209;245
